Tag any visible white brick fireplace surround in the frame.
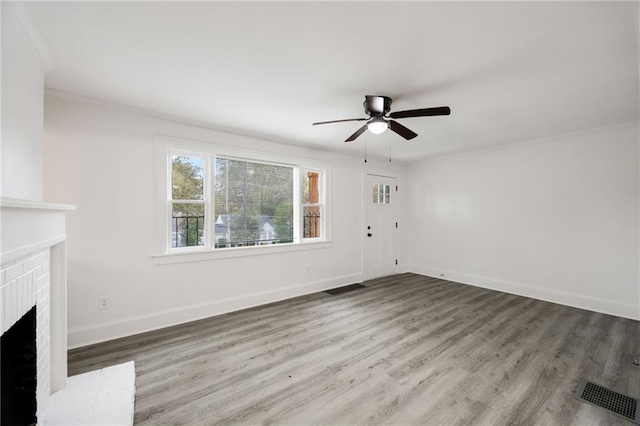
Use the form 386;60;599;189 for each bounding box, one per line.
1;197;74;421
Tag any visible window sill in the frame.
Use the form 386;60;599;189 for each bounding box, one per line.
152;240;332;265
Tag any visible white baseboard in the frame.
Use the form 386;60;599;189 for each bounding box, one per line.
398;264;410;274
68;272;363;349
408;265;640;321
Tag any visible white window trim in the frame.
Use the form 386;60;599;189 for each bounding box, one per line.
153;135;332;263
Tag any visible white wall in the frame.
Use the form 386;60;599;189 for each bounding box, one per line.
1;3;49;200
408;123;640;320
43;96;407;348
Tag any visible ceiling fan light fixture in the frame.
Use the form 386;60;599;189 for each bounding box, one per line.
367;117;388;135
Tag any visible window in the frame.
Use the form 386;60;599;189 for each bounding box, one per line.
302;171;322;238
214;157;294;247
157;137;329;258
373;183;391;204
171;155;205;248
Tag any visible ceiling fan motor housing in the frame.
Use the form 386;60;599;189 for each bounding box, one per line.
364;95;392;117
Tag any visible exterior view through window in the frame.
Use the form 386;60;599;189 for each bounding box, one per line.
166;146;326;252
373;183;391;204
214;158;294;247
302;172;321;238
171;155;205;248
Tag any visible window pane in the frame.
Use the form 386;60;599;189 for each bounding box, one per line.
303;206;321;238
172;155;204;200
384;194;390;204
215;158;294;247
172;203;204;248
303;171;320;204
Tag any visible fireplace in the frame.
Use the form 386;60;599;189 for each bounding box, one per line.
1;197;74;423
1;306;37;425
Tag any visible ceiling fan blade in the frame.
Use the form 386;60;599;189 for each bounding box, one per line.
389;120;418;140
389;106;451;119
313;118;368;126
345;125;368;142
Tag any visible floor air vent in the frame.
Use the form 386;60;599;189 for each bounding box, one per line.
574;379;639;424
324;284;366;295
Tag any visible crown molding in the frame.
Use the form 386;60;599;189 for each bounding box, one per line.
410;120;640;165
6;2;56;72
43;88;336;152
44;88;409;166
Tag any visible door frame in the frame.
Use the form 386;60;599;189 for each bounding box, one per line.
362;169;403;281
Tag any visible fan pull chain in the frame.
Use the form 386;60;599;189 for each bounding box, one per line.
364;136;368;163
388;133;392;162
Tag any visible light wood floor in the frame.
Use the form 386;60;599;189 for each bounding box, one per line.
68;273;640;425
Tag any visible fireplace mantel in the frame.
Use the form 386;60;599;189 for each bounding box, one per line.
0;197;75;210
1;196;75;264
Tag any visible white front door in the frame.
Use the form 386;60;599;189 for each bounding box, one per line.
364;174;398;280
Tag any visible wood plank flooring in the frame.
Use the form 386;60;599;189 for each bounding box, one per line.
68;273;640;425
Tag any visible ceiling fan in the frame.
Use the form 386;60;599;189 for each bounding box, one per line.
313;95;451;142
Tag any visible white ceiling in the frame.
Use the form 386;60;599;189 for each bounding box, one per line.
27;1;639;162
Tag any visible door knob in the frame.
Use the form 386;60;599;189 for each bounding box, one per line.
367;233;372;237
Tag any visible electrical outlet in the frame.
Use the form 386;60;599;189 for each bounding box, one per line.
306;266;311;275
99;296;110;310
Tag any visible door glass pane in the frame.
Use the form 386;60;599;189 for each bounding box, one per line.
380;184;390;203
171;156;204;200
373;183;393;204
172;203;205;247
